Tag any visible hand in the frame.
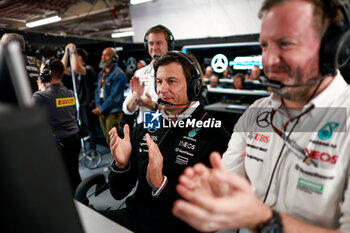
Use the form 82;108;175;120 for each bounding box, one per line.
109;125;132;168
91;107;101;116
145;133;164;188
177;152;229;197
65;43;76;53
137;93;155;108
172;152;272;232
130;76;145;100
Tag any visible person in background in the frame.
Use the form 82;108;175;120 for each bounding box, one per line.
222;67;233;79
203;65;213;83
1;33;40;93
61;43;97;150
122;25;175;124
245;65;261;81
32;59;81;193
233;73;245;89
137;59;146;70
102;51;230;233
92;47;127;145
172;0;350;232
208;74;219;88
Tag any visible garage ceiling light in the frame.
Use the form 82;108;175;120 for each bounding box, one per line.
111;31;134;38
26;16;61;28
130;0;154;5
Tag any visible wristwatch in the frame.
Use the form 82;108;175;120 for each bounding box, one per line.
257;210;283;233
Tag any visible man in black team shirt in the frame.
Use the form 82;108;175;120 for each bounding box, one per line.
1;33;40;93
102;51;230;233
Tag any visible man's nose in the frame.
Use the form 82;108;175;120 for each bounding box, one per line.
158;82;168;94
151;44;159;50
263;45;282;67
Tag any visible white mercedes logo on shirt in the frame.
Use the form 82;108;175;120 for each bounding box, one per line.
211;54;228;73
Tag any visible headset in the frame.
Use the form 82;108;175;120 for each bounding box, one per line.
144;25;175;51
154;51;201;106
111;54;119;63
39;58;54;83
111;48;119;63
320;0;350;76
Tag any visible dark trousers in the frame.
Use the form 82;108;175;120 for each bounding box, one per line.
57;134;81;194
80;105;98;150
99;111;123;145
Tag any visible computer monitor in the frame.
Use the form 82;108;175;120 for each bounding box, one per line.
0;43;85;233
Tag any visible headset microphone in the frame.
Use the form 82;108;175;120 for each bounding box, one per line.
157;98;190;107
259;75;327;89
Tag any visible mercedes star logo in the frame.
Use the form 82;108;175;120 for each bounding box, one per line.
256;111;271;128
211;54;228;73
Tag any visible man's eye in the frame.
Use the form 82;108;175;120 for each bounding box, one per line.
260;42;268;50
280;41;290;47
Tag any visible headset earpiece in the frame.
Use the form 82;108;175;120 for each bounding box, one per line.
189;75;201;100
39;58;54;83
319;0;350;76
110;47;119;63
111;55;119;63
144;25;175;51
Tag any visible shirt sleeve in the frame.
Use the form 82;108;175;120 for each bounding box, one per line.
122;91;139;115
222;108;251;178
108;126;138;201
339;166;350;232
151;175;168;198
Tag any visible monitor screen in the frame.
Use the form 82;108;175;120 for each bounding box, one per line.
0;107;85;233
182;41;262;75
0;42;33;108
0;42;84;233
230;55;263;70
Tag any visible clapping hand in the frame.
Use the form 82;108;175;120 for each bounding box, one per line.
145;133;164;188
172;152;272;232
109;125;132;169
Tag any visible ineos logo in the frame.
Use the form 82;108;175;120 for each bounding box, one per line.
256;111;271;128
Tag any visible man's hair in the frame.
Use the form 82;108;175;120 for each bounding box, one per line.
1;33;26;52
77;48;88;63
145;25;172;46
258;0;344;37
154;51;200;83
234;73;245;82
49;59;64;80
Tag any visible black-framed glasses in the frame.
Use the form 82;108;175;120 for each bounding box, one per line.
270;105;317;167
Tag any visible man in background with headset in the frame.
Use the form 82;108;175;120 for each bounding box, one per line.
32;59;81;193
122;25;174;124
102;51;230;233
92;47;127;145
173;0;350;232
